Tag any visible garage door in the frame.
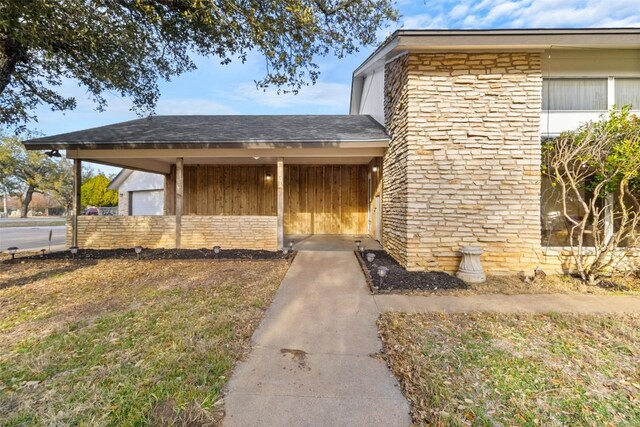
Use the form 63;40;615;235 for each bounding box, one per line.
284;165;368;234
131;190;164;216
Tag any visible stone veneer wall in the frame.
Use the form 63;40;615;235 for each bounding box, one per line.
181;216;277;250
67;216;177;248
382;54;410;267
67;216;277;250
384;52;543;273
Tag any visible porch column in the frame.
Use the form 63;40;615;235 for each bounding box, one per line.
71;159;82;247
277;157;284;250
175;157;184;249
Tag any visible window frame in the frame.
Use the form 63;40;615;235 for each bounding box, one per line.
542;77;609;112
613;77;640;111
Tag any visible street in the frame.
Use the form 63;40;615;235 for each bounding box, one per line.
0;226;66;252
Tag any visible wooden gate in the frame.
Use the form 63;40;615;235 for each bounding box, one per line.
284;165;368;234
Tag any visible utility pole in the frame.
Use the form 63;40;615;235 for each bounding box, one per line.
1;186;7;217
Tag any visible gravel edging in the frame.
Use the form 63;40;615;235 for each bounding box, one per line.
355;250;376;294
355;250;468;293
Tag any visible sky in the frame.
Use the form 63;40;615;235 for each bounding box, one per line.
26;0;640;175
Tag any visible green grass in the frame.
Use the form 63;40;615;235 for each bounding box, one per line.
0;219;66;227
0;259;288;425
379;312;640;427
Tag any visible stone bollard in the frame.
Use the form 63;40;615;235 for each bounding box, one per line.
456;246;486;283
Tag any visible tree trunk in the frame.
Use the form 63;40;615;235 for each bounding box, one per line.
20;184;34;218
0;38;26;96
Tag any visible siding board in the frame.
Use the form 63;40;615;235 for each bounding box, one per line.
284;165;368;235
183;165;276;216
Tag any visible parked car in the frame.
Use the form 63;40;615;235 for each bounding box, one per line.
83;207;99;215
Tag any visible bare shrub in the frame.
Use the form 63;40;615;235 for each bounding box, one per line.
542;107;640;284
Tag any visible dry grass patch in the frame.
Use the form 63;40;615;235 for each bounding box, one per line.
379;312;640;427
395;273;640;296
468;273;640;295
0;259;289;426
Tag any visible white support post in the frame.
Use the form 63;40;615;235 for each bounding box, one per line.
72;159;82;247
2;189;7;217
607;77;615;110
277;157;284;250
175;157;184;249
604;193;614;245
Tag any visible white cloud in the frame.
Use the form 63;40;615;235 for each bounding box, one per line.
232;82;350;110
469;0;639;28
31;78;237;137
155;98;236;115
403;0;640;29
402;14;435;29
450;4;470;19
65;86;237;117
462;14;480;27
484;1;522;22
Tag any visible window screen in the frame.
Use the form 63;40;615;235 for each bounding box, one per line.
542;78;608;111
614;78;640;109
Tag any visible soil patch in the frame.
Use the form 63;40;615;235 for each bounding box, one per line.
355;250;640;296
356;250;467;293
11;248;294;262
280;348;309;370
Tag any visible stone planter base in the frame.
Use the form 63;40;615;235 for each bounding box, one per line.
456;246;486;283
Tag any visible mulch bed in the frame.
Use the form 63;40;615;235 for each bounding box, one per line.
9;248;295;262
356;250;468;293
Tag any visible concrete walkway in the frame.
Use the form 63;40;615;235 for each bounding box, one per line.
375;293;640;314
224;251;410;426
224;239;639;426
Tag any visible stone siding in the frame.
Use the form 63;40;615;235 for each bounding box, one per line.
181;216;278;250
68;216;177;248
67;216;277;250
384;52;543;273
382;54;410;267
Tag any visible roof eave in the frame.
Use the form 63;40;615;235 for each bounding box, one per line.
107;169;133;190
25;139;390;151
353;27;640;79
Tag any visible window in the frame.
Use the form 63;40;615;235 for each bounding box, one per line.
541;175;596;247
542;78;608;111
614;78;640;110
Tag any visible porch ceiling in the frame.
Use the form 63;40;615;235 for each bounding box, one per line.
68;147;386;174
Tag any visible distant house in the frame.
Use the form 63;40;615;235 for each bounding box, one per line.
108;170;164;216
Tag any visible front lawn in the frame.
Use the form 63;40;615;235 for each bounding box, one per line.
379;312;640;427
0;259;288;425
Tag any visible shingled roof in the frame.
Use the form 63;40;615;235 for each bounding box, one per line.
24;115;389;150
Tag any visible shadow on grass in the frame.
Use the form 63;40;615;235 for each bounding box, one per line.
0;261;98;290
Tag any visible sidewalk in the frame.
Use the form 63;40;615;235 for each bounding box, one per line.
374;293;640;314
223;251;410;427
223;247;639;426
